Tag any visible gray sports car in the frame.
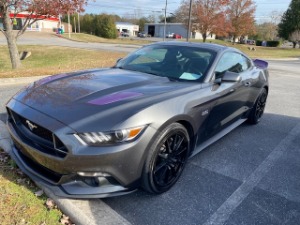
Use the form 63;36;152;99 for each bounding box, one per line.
6;42;269;198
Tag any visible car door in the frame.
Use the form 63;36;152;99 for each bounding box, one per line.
198;51;253;142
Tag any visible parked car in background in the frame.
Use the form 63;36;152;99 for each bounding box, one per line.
138;32;146;38
173;34;182;39
246;39;256;45
120;31;130;37
166;33;174;38
138;32;151;38
6;42;269;198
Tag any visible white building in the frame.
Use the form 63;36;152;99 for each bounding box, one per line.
0;12;61;32
116;22;139;36
144;23;216;40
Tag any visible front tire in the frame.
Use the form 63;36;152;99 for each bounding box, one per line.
248;88;268;124
142;123;190;194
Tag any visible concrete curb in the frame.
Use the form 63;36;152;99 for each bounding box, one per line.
0;75;48;86
41;186;131;225
0;120;12;153
265;58;300;61
0;120;131;225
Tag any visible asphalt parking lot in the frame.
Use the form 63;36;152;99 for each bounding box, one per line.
0;60;299;225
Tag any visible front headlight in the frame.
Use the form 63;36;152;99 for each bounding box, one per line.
73;126;146;146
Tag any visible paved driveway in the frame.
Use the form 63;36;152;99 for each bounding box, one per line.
101;60;300;225
1;60;300;225
0;32;141;53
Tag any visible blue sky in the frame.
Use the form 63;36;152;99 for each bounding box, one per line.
85;0;290;23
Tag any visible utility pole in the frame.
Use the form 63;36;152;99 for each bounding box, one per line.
77;12;80;33
74;16;76;33
187;0;193;42
163;0;167;41
67;12;71;38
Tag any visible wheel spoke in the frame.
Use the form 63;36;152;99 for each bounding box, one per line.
174;135;184;152
154;160;168;174
166;165;175;183
174;147;187;157
155;165;168;185
166;138;173;153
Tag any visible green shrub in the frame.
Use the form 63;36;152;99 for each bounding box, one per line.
266;41;281;47
256;40;262;46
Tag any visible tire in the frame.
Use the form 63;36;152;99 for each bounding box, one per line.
142;123;190;194
248;88;268;124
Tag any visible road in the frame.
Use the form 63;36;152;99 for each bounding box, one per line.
1;60;300;224
0;32;141;53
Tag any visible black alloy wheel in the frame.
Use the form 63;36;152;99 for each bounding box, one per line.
142;123;190;194
248;88;268;124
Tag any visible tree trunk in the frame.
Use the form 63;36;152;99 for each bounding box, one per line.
3;6;22;69
233;36;236;44
202;33;207;42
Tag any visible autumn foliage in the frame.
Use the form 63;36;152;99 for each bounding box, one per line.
193;0;230;42
177;0;256;42
227;0;256;42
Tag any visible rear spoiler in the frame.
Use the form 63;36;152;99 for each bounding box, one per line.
253;59;268;70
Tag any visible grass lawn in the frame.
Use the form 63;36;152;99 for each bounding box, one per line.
0;149;62;225
191;39;300;59
230;44;300;59
0;45;126;78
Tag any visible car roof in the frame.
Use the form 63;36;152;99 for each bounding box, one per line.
150;41;231;53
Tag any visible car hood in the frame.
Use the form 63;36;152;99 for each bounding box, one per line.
13;68;200;130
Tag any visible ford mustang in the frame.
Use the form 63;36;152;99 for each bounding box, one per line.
6;42;269;198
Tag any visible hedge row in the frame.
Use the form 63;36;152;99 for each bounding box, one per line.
256;40;281;47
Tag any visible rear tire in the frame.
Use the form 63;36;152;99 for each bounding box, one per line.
142;123;190;194
248;88;268;124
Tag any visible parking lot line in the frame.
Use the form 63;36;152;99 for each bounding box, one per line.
203;122;300;225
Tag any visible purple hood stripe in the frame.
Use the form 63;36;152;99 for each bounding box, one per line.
88;92;143;105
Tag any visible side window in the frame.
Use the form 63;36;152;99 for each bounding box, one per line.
240;55;252;71
215;52;251;78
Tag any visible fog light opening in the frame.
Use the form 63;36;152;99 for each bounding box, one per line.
77;171;110;177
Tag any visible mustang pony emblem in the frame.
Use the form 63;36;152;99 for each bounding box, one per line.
26;120;37;131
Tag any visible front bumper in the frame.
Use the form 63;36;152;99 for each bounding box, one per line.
6;99;156;198
9;144;136;198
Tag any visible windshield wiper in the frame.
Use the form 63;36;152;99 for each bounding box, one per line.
167;77;179;82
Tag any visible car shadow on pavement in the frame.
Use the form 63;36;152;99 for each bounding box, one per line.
102;113;300;225
0;112;7;122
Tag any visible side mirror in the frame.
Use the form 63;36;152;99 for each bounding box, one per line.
113;58;123;68
221;71;241;83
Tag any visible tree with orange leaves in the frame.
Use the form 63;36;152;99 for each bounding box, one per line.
227;0;256;43
176;0;231;42
193;0;231;42
0;0;90;69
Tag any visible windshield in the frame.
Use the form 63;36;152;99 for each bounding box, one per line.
115;44;216;82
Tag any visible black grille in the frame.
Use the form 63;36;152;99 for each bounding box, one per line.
17;149;63;184
18;114;53;142
8;109;68;158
